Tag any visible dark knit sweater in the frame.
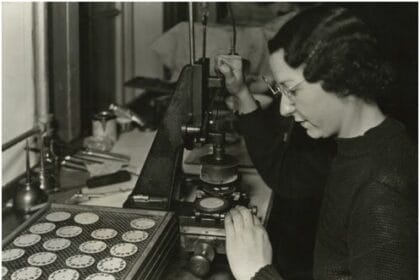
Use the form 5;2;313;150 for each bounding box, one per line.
237;106;334;279
238;109;417;280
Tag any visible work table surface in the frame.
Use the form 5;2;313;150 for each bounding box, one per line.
2;128;272;279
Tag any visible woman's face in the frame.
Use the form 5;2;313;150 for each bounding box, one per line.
269;49;348;139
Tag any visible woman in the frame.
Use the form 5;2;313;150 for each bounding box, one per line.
218;6;417;280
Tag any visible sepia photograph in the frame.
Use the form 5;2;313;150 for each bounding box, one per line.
2;2;418;280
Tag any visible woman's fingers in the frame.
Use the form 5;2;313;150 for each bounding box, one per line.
236;206;255;228
253;213;262;226
224;212;235;237
217;59;234;76
228;206;260;230
229;207;245;230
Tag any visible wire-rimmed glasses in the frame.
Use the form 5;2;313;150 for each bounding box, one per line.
261;76;303;101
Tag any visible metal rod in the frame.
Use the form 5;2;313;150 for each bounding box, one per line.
201;3;208;60
114;2;124;105
228;4;237;55
188;2;195;64
2;127;40;152
25;140;31;183
33;2;50;128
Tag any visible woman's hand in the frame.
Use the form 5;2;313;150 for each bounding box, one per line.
216;55;248;97
216;56;259;114
224;206;273;280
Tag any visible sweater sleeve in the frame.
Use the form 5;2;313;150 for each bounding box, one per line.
237;107;334;198
252;265;285;280
347;179;417;279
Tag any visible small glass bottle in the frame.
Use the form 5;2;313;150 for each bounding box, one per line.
41;138;60;192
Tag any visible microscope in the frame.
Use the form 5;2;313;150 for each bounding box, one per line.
124;3;268;277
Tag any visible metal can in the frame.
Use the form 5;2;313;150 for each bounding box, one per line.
92;110;117;143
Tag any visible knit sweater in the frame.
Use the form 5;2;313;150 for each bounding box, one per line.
238;109;417;280
238;104;335;279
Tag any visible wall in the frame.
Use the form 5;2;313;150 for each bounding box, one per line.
116;2;164;104
134;3;163;79
2;3;37;184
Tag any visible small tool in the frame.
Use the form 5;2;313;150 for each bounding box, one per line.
64;156;88;166
68;154;104;164
61;160;89;172
77;149;129;162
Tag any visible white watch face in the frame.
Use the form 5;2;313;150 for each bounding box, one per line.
97;257;126;274
46;211;71;222
110;243;138;258
56;226;83;238
11;267;42;280
2;248;25;262
199;197;225;209
48;269;79;280
85;273;115;280
130;217;156;230
30;222;56;234
65;254;95;269
13;234;42;247
91;228;118;240
27;252;57;266
121;230;148;243
74;212;99;225
79;240;107;254
43;238;71;251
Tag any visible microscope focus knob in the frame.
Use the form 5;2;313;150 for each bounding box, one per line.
189;242;215;277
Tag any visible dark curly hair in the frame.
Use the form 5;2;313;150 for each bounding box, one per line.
268;6;394;102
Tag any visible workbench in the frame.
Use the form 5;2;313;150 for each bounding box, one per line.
2;128;272;279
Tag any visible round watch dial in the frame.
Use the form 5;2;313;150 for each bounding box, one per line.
46;211;71;222
97;257;126;274
130;218;156;230
2;248;25;262
27;252;57;266
85;273;115;280
110;243;138;258
91;228;117;240
79;240;107;254
48;269;79;280
56;226;83;238
30;222;56;234
66;254;95;269
74;212;99;225
121;230;148;243
11;267;42;280
13;234;41;247
43;238;71;251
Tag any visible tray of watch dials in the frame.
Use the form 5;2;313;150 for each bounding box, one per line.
2;203;178;280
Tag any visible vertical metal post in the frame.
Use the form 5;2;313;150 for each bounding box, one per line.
50;3;81;142
188;2;195;65
115;2;124;105
33;2;51;134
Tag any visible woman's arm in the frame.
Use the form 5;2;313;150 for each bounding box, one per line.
217;55;334;198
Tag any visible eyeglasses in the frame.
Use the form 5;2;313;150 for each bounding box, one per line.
261;76;303;101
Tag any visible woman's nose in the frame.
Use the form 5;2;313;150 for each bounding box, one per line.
279;95;295;116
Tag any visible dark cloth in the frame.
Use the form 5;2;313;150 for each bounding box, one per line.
237;106;335;280
253;265;285;280
237;109;417;280
313;117;417;280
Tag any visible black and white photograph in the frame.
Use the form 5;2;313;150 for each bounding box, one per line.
2;2;418;280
